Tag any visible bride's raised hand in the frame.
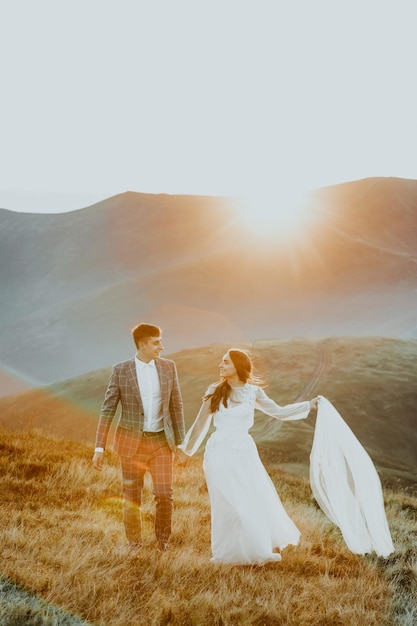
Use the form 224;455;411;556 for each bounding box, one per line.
309;396;319;410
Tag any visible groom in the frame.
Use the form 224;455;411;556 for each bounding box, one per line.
92;322;185;552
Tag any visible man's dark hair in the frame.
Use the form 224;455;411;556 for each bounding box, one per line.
131;323;162;348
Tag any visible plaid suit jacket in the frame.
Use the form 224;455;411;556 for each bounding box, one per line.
95;357;185;457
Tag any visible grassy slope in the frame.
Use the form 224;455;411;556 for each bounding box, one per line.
0;428;416;626
1;337;416;488
0;337;416;624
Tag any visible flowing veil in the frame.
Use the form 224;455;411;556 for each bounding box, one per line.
310;396;394;557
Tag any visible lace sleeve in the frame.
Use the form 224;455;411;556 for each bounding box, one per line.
255;387;311;421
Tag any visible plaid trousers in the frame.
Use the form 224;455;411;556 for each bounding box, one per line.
120;432;173;544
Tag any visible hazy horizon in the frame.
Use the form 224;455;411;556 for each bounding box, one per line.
2;172;417;215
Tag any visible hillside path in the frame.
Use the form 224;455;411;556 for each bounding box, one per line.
295;338;333;401
259;339;333;437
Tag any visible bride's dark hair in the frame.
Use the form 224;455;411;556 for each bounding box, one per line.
205;349;263;413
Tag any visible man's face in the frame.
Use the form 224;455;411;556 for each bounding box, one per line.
137;335;163;362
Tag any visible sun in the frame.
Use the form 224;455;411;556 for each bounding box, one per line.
236;187;312;240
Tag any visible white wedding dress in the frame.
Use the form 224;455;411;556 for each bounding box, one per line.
179;384;311;564
179;387;394;564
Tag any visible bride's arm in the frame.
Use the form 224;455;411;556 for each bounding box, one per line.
177;394;213;456
255;387;317;421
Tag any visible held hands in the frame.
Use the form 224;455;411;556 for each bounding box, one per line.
175;448;189;466
92;450;104;471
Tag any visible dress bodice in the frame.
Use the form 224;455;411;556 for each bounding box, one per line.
213;385;257;432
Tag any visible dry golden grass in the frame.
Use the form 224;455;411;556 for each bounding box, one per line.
0;427;416;625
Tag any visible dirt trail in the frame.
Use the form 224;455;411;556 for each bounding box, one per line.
295;338;333;401
259;339;333;437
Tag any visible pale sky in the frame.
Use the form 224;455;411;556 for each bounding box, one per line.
1;0;416;212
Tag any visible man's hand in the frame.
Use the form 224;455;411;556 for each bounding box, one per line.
175;448;189;466
92;450;104;471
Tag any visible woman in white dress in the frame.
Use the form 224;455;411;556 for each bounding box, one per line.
179;348;319;565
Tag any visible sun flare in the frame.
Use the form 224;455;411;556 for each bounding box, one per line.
236;188;312;240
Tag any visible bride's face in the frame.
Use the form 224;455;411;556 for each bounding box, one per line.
219;352;237;380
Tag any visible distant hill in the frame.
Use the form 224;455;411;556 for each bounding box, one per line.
1;337;416;490
1;177;416;388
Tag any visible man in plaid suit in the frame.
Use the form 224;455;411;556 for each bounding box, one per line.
92;322;185;552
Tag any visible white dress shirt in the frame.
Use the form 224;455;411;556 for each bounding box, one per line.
135;357;164;432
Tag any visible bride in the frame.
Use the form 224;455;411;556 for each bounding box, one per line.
179;348;318;565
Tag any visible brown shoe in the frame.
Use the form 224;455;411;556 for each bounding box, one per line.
128;541;143;555
157;541;169;552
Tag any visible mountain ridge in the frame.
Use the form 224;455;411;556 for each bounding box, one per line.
1;176;416;389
